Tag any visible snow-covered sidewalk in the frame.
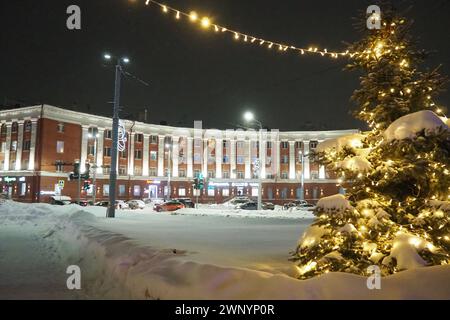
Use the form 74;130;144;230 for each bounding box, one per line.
1;201;449;299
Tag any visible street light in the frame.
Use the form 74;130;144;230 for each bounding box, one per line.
88;132;100;204
243;111;263;210
165;143;172;200
103;53;130;218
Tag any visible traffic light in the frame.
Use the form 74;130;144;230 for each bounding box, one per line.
193;177;199;189
198;175;204;190
83;180;91;191
82;163;90;180
69;162;80;180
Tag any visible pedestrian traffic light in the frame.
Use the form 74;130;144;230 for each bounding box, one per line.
198;176;204;190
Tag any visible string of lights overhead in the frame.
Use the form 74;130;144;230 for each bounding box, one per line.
144;0;358;59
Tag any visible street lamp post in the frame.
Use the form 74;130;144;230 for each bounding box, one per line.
104;53;129;218
88;132;99;204
243;111;263;210
166;143;172;200
299;151;309;200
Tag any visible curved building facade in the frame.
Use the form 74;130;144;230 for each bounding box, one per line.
0;105;359;204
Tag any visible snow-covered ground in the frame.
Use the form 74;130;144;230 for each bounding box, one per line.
0;201;449;299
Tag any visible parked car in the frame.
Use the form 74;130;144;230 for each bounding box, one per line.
153;200;185;212
175;198;195;208
95;201;109;207
116;200;129;209
71;200;89;206
236;201;258;210
283;200;308;210
222;196;252;207
297;203;316;211
127;199;146;210
50;196;72;205
262;202;275;210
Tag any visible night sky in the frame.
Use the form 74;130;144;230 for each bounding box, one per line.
1;0;449;131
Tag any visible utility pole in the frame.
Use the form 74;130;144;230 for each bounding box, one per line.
106;58;124;218
92;134;98;204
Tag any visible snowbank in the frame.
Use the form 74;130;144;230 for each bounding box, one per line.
2;201;450;299
384;110;449;142
175;208;315;219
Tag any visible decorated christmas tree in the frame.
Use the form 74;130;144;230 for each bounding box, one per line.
292;3;450;278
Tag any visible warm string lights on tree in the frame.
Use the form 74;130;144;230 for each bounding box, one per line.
144;0;357;60
292;4;449;279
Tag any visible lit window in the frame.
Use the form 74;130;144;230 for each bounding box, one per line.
149;167;157;176
208;188;215;197
222;188;229;197
10;141;17;151
119;185;126;196
150;151;157;160
56;141;64;153
133;185;141;197
178;188;186;197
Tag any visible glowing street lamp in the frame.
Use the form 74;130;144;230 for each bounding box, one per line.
243;111;263;210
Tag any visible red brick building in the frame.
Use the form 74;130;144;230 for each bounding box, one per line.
0;105;358;204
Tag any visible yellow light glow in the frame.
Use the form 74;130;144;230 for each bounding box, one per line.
189;11;198;21
162;5;168;13
234;33;239;40
201;17;210;28
175;11;180;19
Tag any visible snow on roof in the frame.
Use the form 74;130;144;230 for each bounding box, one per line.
384;110;449;142
316;133;366;153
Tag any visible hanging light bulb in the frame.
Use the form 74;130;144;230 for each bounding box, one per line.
175;11;180;19
201;17;210;28
189;11;198;21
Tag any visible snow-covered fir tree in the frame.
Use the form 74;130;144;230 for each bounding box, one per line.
292;3;450;278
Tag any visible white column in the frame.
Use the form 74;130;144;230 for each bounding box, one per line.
96;128;104;174
303;140;310;180
187;137;193;178
230;138;236;179
215;138;222;179
142;134;150;176
158;135;165;177
260;135;266;179
3;123;12;171
128;132;135;175
275;140;281;178
202;139;208;177
80;125;89;173
172;136;179;177
15;121;24;171
28;120;38;171
289;141;296;180
244;139;251;179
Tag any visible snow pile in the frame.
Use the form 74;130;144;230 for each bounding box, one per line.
2;201;450;299
385;233;430;270
337;155;372;172
316;194;353;213
384;110;449;142
175;208;315;219
316;133;365;153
